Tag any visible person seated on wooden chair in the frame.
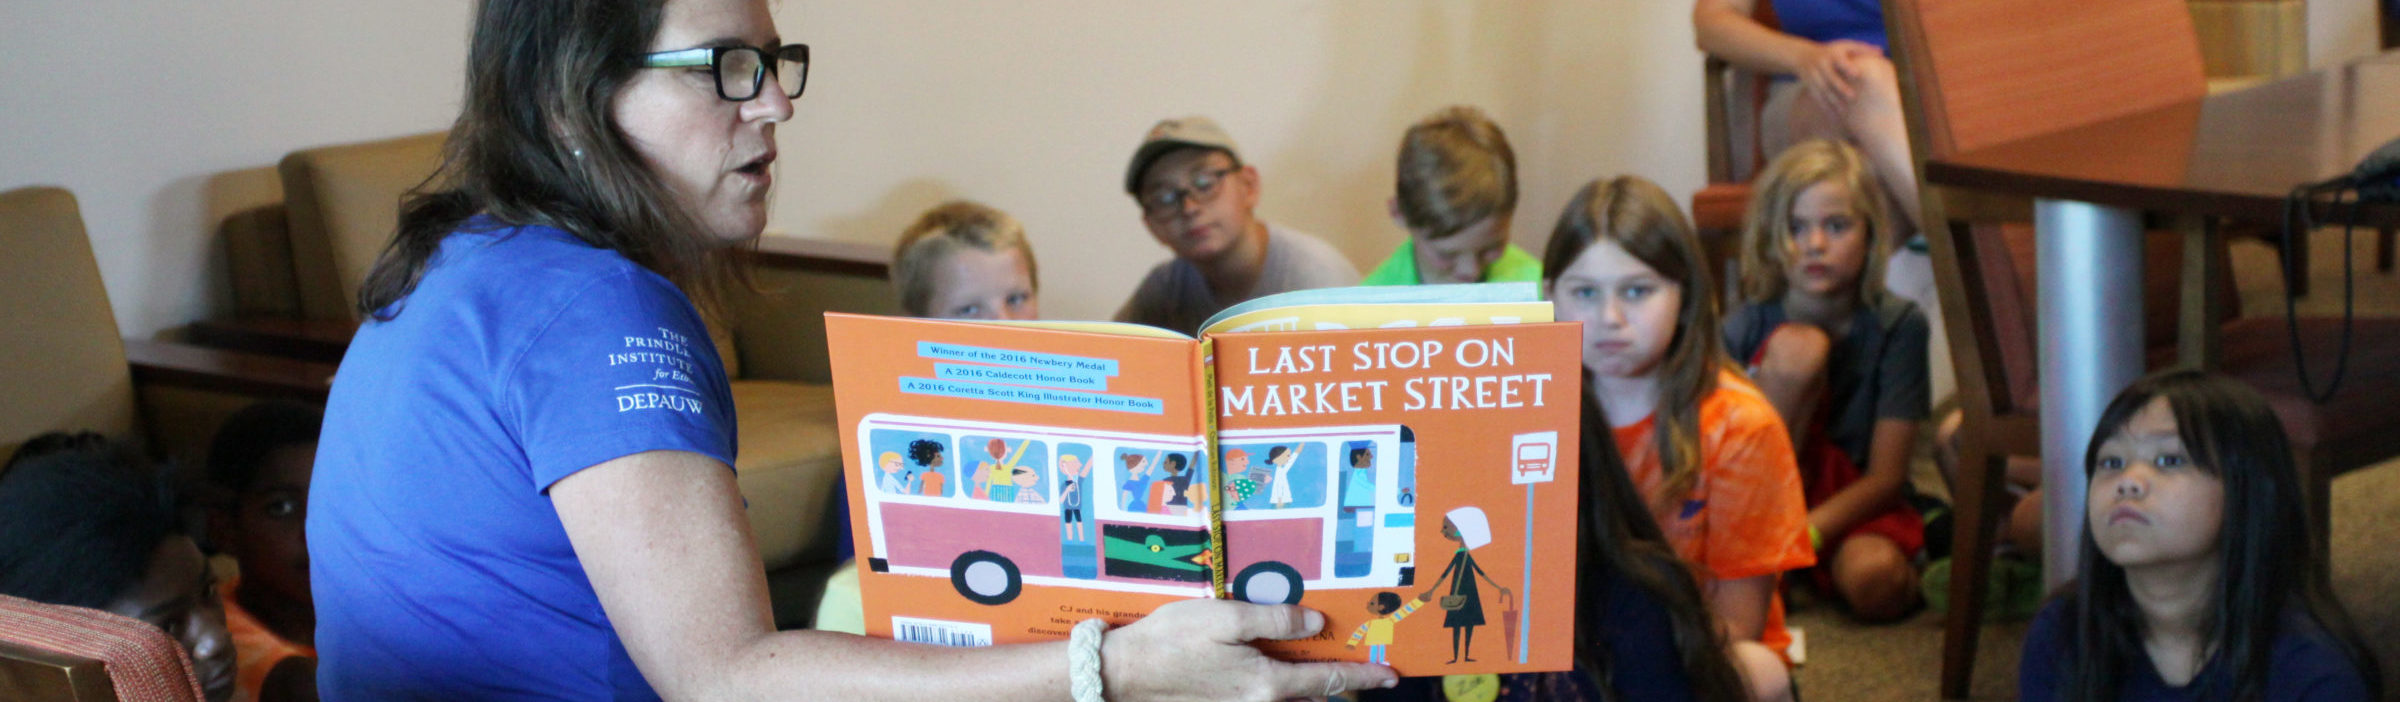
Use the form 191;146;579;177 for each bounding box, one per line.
0;433;237;702
1692;0;1919;234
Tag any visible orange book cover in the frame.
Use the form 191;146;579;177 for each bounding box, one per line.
825;283;1579;676
1211;324;1579;674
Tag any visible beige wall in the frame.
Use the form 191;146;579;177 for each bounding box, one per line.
0;1;1708;335
2310;0;2385;68
783;1;1708;322
4;1;2384;335
0;2;476;336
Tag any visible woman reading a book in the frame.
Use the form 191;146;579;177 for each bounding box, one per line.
305;0;1399;698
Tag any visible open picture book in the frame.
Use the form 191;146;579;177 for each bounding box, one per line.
825;283;1581;675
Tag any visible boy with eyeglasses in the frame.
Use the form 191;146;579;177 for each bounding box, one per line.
1115;116;1356;333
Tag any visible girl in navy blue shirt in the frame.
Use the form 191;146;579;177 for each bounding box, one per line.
2018;371;2379;701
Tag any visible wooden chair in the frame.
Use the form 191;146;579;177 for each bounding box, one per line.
1693;0;1782;301
1884;0;2400;697
2186;0;2394;280
0;595;204;702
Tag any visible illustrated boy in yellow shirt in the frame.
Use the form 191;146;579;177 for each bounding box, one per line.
1344;591;1427;666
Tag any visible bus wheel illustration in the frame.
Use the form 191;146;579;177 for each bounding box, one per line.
1233;561;1304;605
950;550;1022;605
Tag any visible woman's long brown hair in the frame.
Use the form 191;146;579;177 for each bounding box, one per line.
356;0;734;321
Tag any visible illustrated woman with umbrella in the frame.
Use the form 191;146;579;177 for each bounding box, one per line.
1422;506;1511;664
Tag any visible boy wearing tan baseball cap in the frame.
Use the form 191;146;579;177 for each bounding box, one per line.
1115;116;1355;333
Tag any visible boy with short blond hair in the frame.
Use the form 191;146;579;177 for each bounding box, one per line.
891;200;1041;320
1362;105;1542;286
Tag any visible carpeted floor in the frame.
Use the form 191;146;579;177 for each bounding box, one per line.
1791;229;2400;701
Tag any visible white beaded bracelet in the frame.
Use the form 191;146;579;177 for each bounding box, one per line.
1069;618;1109;702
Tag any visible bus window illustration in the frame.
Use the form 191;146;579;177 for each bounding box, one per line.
964;436;1039;502
856;413;1214;606
1397;426;1418;506
1057;443;1099;578
1117;451;1153;512
1147;452;1196;516
1220;425;1416;606
1056;444;1092;544
1225;442;1326;512
1221;448;1267;510
868;432;952;497
1334;440;1377;577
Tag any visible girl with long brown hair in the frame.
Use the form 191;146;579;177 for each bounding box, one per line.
1544;175;1812;701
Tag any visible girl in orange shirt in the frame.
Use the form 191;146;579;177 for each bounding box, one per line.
1543;175;1814;701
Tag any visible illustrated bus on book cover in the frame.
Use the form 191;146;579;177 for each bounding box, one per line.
854;413;1417;606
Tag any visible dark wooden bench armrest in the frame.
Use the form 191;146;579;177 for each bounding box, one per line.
749;235;890;278
185;317;358;363
124;339;336;402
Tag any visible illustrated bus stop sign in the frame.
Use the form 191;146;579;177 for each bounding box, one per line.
1509;431;1557;484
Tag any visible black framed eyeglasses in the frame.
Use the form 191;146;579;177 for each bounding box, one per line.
1139;167;1238;220
641;43;809;102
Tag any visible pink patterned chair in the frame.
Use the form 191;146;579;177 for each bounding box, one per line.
0;594;203;702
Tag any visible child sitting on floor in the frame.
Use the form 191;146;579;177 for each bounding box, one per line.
891;200;1041;320
203;401;324;702
1723;140;1929;622
1;433;238;701
2019;370;2380;701
1362;105;1542;286
1545;175;1812;701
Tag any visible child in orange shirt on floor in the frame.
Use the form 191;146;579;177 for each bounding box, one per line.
204;401;323;702
1543;175;1813;702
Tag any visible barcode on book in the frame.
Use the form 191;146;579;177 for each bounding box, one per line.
892;616;993;647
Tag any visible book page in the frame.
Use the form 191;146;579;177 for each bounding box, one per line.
1199;282;1551;335
1208;322;1582;675
825;314;1212;647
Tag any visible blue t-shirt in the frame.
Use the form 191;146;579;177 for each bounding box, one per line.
1775;0;1887;52
309;220;736;701
2019;599;2373;702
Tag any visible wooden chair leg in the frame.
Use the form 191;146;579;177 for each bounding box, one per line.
2376;226;2393;273
2302;450;2334;582
2284;227;2312;296
1940;442;2012;699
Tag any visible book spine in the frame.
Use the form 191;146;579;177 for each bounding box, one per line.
1199;337;1228;599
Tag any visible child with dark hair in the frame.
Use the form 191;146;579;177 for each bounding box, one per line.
2020;370;2380;701
1345;591;1428;666
203;401;323;702
1153;452;1194;515
0;433;237;702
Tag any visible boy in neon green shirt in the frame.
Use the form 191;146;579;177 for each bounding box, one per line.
1360;106;1541;286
